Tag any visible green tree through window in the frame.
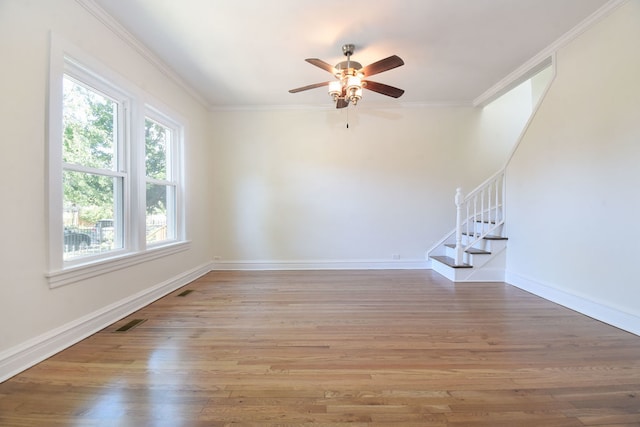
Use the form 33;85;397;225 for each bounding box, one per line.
62;77;122;259
48;41;186;280
145;117;176;244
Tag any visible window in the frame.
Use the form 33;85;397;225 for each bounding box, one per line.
47;36;187;287
62;75;125;260
144;114;179;245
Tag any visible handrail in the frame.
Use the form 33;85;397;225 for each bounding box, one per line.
434;57;556;266
454;170;505;265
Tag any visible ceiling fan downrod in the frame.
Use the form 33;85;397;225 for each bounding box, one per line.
338;44;363;105
288;43;404;109
342;43;355;68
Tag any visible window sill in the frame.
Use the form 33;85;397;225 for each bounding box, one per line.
46;241;191;289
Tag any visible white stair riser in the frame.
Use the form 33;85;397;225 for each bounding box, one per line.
444;245;494;268
431;248;507;282
461;235;507;252
431;261;459;281
473;222;503;235
445;245;469;263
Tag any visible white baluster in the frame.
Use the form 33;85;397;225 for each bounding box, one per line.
455;187;464;265
500;172;507;223
473;194;478;237
480;188;485;235
495;176;500;222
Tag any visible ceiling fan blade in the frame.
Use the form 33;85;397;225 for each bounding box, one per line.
363;80;405;98
361;55;404;77
288;81;331;93
305;58;336;74
336;98;349;109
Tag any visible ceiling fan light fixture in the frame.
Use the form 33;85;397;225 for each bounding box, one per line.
345;75;362;104
289;44;404;108
328;80;342;101
346;75;361;92
349;87;363;105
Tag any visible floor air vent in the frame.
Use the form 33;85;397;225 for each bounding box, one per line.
115;318;147;332
177;289;194;297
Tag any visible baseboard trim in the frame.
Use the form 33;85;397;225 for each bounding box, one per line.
506;271;640;337
0;262;213;383
212;259;429;271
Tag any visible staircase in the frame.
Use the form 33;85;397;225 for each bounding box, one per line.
428;171;508;282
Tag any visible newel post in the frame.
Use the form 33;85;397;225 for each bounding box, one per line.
455;187;464;265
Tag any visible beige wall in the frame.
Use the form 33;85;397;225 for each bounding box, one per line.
468;78;538;183
0;0;212;353
208;105;513;265
506;0;640;322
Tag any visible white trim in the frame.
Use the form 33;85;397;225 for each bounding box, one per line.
47;241;191;288
0;262;212;383
211;259;429;271
209;101;473;113
76;0;628;112
506;271;640;337
143;107;183;245
75;0;210;109
502;54;557;169
474;56;553;108
48;33;189;285
473;0;629;107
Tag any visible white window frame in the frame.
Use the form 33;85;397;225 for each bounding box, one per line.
143;107;183;247
46;34;188;288
61;68;129;262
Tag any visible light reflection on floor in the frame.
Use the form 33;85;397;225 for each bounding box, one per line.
77;346;195;426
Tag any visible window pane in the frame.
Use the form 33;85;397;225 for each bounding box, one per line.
63;171;123;260
145;118;168;180
63;77;117;170
146;183;175;244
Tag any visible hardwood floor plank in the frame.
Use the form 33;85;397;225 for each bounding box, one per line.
1;270;639;425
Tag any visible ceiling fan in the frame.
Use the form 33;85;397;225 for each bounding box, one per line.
289;44;405;108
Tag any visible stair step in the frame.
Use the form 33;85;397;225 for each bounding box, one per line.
430;255;472;268
444;244;491;255
462;232;508;241
484;235;508;240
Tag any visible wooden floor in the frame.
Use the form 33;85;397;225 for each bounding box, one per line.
1;270;639;426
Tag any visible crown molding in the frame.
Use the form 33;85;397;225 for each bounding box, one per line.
473;0;629;107
75;0;211;110
75;0;627;113
208;100;473;113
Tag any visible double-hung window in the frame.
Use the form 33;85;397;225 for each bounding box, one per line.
144;113;179;246
61;73;126;260
47;36;186;287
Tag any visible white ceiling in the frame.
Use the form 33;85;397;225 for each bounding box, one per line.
92;0;611;109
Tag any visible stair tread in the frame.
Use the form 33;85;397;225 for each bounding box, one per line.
444;244;491;255
462;232;508;240
430;255;473;268
484;234;508;240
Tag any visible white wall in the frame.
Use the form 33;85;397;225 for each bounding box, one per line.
530;65;554;109
0;0;212;376
506;0;640;331
209;105;516;267
466;78;537;183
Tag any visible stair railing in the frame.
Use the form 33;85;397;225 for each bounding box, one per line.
454;170;506;265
